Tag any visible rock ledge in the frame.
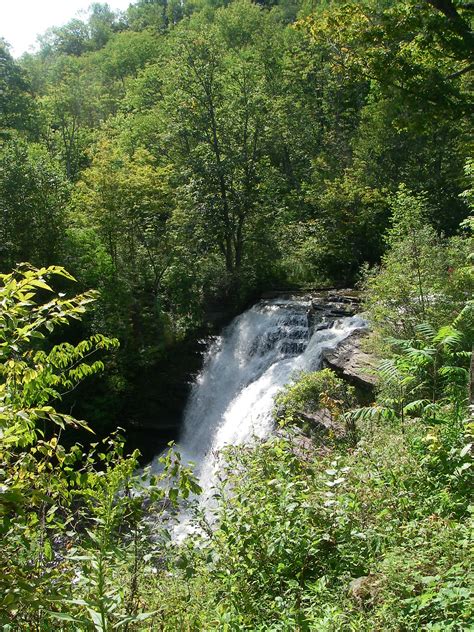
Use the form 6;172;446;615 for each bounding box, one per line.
322;329;378;395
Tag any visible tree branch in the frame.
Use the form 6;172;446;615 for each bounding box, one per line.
446;62;474;78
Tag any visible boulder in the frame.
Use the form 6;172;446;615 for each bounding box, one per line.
322;329;378;395
298;408;343;436
311;302;327;311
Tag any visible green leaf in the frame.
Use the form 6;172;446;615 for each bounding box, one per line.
87;607;106;630
113;612;157;628
46;612;85;624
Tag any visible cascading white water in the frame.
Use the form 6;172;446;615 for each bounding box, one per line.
176;297;366;504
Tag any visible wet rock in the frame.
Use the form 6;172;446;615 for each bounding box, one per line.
322;329;378;395
279;340;308;356
314;321;331;332
328;294;361;305
341;294;362;304
311;291;360;319
327;307;355;317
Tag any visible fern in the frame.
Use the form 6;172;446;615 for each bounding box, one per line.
438;366;469;380
415;322;436;340
433;325;464;350
402;399;432;416
345;405;396;423
378;359;403;382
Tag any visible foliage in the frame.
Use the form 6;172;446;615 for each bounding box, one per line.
37;4;125;57
275;368;356;438
0;0;473;625
0;137;69;272
0;40;38;137
143;400;473;629
0;265;201;628
0;264;112;621
67;141;175;347
160;1;285;283
1;0;472;436
363;186;473;339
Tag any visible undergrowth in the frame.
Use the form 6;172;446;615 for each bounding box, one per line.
141;407;473;631
140;298;474;630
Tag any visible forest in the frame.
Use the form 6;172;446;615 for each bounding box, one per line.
0;0;473;628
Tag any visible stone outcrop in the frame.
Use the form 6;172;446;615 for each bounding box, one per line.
309;289;362;320
298;408;345;437
322;328;378;396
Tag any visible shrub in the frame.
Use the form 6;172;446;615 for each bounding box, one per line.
274;368;356;439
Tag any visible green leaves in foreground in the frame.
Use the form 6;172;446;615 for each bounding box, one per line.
0;264;119;442
0;264;203;629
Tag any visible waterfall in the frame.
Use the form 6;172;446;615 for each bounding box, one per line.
175;297;366;505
